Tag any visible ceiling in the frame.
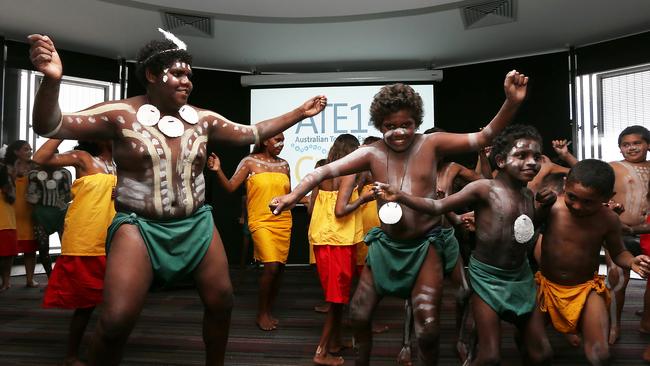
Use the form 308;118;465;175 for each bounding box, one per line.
1;0;650;74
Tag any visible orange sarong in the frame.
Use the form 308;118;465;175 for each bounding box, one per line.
535;271;610;334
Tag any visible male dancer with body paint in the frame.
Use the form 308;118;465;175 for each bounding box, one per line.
270;71;528;365
374;124;555;365
28;32;326;366
398;126;480;365
605;125;650;344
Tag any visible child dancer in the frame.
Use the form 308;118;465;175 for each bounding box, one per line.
308;134;373;365
34;138;116;366
270;70;529;365
208;133;292;331
0;158;16;291
4;140;39;287
374;124;555;365
398;127;479;365
536;159;650;364
606;126;650;344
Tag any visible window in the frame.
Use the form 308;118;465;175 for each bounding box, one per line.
17;70;121;254
575;64;650;162
20;70;121;153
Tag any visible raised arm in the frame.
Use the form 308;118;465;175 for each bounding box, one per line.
432;70;529;156
476;146;494;178
206;96;327;146
32;139;93;176
28;35;116;140
375;179;484;216
334;174;373;217
207;153;250;193
270;146;372;214
551;139;578;168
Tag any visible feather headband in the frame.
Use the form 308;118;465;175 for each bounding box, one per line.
140;28;189;65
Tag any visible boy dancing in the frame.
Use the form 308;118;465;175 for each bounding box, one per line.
375;124;555;365
270;71;529;365
607;126;650;343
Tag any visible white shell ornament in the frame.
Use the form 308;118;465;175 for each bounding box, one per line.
157;116;185;138
36;171;48;181
179;105;199;125
136;104;161;127
378;202;403;225
52;171;63;180
513;214;534;244
45;179;57;190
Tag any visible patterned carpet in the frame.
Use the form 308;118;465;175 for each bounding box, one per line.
0;267;648;365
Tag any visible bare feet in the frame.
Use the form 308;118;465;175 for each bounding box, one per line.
271;316;279;326
63;356;87;366
256;314;277;331
636;309;644;317
314;303;330;313
328;339;353;354
314;347;344;366
25;280;39;288
564;333;581;347
608;325;620;345
639;326;650;335
372;323;389;334
0;284;10;292
397;345;413;366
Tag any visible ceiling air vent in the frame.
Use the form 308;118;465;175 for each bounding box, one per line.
162;12;213;37
461;0;516;29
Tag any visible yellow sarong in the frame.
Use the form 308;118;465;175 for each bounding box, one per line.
535;271;610;334
358;184;379;266
309;190;363;247
246;172;292;264
14;176;34;240
62;174;117;256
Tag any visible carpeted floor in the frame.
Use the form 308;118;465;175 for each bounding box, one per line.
0;266;649;365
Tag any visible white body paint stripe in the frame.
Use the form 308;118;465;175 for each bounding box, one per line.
122;129;163;215
144;126;175;204
183;136;208;215
66;103;136;116
40;115;63;138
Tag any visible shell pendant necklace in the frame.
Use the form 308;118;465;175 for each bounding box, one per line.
135;100;199;138
378;146;410;225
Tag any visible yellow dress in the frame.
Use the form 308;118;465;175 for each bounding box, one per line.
0;192;15;231
246;172;293;264
62;174;117;256
14;176;34;241
358;184;379;266
309;190;363;247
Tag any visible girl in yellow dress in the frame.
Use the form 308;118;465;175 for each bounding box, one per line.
34;139;116;366
4;140;39;287
0;156;17;291
308;134;373;366
208;133;293;331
